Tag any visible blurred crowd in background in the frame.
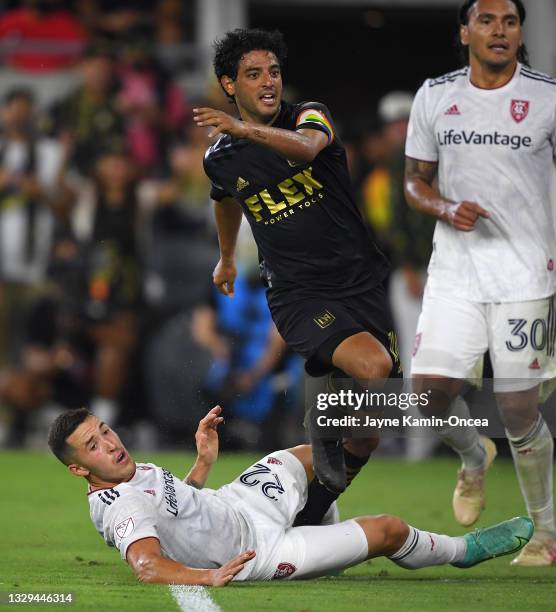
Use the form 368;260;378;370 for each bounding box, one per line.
0;0;435;456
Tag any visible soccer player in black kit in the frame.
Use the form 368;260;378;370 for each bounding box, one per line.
195;28;400;525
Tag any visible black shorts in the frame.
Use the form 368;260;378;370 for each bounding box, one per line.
268;283;402;377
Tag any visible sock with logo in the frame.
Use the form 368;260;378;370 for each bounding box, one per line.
507;415;555;533
388;525;466;569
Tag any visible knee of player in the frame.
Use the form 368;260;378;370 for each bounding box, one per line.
379;514;409;551
350;353;392;381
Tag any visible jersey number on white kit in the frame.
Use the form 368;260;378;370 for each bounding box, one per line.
240;464;285;501
506;318;549;352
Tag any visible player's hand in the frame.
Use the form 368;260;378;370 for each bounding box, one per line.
213;258;237;297
444;200;490;231
195;405;224;466
208;550;256;587
193;107;248;140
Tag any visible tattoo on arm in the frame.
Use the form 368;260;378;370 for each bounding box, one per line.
405;157;438;186
185;478;202;490
253;128;268;141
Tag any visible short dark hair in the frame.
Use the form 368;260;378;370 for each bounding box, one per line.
213;28;287;100
48;408;91;465
3;87;34;106
457;0;530;67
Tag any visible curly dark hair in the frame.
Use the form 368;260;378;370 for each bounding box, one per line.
213;28;287;101
48;407;91;465
456;0;530;67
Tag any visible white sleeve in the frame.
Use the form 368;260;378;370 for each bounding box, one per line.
103;491;159;560
405;82;438;162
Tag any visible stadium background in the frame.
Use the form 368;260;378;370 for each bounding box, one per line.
0;1;555;610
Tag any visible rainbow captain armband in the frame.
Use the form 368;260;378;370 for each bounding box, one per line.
295;108;335;144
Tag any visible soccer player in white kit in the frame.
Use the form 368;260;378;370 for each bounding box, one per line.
404;0;556;566
48;405;531;584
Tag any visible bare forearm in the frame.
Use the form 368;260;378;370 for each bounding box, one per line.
214;199;243;261
135;555;212;585
184;459;212;489
243;123;322;163
404;157;454;222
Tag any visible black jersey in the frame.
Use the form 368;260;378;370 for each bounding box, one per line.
203;101;389;302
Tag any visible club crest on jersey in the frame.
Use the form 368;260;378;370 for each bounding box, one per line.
115;517;135;540
511;99;529;123
272;562;297;579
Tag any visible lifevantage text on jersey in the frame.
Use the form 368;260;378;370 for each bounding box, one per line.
437;129;532;150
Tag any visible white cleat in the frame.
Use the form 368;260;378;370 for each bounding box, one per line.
453;436;497;527
511;532;556;566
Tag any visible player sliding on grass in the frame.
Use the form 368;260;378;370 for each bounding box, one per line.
48;405;532;585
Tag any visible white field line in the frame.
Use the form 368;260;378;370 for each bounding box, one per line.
169;585;222;612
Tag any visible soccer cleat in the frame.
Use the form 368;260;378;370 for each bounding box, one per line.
310;437;347;494
510;532;556;566
453;436;497;526
303;372;347;494
452;516;534;568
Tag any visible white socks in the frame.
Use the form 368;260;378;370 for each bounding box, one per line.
433;396;486;471
507;415;555;534
388;526;466;569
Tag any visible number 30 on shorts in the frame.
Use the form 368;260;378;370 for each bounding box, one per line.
506;318;548;352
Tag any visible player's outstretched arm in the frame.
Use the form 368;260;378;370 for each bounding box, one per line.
194;107;328;164
127;537;256;585
213;197;242;296
184;405;224;489
404;156;490;232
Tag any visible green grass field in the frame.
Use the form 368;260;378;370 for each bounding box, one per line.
1;451;555;611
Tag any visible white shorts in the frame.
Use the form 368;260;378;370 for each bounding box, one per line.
219;450;367;581
412;291;556;392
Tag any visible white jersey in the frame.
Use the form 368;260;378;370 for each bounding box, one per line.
88;463;255;569
406;63;556;302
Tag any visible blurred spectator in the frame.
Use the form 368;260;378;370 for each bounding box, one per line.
375;91;437;461
358;117;391;257
155;122;212;232
115;27;189;175
46;41;124;176
69;145;143;425
75;0;151;38
155;0;188;73
0;0;88;72
0;86;75;445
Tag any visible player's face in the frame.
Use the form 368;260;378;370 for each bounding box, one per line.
224;50;282;123
67;416;135;485
460;0;522;70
